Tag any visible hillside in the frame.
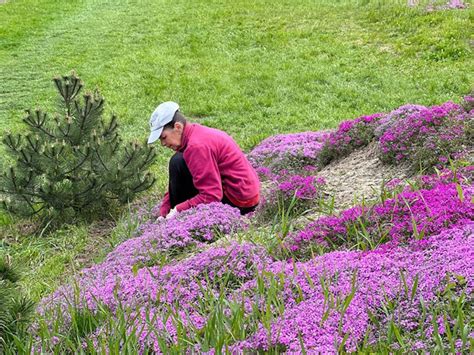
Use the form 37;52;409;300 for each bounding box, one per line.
0;0;473;352
31;99;473;353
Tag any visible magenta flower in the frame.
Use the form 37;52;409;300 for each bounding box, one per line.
319;113;385;165
248;131;331;177
286;172;473;255
378;101;469;170
233;222;474;353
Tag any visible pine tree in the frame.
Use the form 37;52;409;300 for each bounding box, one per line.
1;73;156;224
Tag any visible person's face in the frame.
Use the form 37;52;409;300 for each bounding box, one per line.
159;122;184;151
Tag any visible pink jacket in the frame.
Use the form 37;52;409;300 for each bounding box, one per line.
160;123;260;216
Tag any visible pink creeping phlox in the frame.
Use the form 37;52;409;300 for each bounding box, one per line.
319;113;385;165
378;101;470;169
278;175;326;199
38;203;246;326
257;174;326;218
374;104;427;138
233;223;474;353
287;173;474;255
248;131;331;177
62;242;272;353
39;241;271;352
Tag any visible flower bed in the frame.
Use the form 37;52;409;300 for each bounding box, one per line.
38;203;245;323
34;99;474;353
248;131;330;177
378;101;471;170
233;223;474;353
319;113;385;166
286;172;474;257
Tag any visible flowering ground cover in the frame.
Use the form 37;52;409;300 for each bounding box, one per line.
233;222;473;353
378;101;471;169
248;131;331;177
27;99;474;353
255;173;328;221
374;104;427;138
318;113;385;165
248;131;330;218
318;100;473;172
39;203;245;312
286;171;473;257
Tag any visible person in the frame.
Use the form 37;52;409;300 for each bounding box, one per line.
148;101;260;218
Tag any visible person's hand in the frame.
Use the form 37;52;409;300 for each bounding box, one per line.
166;207;178;219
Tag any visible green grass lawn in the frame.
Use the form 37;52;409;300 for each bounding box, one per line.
0;0;473;300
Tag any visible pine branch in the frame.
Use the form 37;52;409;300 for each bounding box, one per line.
102;115;118;139
69;75;82;101
62;146;91;176
75;178;99;197
131;173;156;193
94;147;109;172
23;110;55;139
20;193;37;215
18;148;32;166
25;134;40;152
138;146;156;170
3;133;22;152
122;145;137;169
54;74;83;115
110;135;121;154
54;115;73;139
81;94;92;129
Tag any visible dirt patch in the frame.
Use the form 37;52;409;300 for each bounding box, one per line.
316;141;413;212
72;219;116;269
71;192;164;269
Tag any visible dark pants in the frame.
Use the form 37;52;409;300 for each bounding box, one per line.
168;152;257;215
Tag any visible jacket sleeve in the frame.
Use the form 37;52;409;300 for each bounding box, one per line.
159;192;171;217
176;144;223;211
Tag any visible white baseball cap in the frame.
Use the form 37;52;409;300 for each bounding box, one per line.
147;101;180;144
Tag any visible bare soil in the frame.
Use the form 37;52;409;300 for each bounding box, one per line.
316;141;413;212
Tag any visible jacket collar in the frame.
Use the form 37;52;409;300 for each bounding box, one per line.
178;123;195;152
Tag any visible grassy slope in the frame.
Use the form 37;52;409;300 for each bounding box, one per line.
0;0;472;300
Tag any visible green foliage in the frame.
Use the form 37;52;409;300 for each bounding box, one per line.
0;258;35;353
258;189;309;226
0;73;156;226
